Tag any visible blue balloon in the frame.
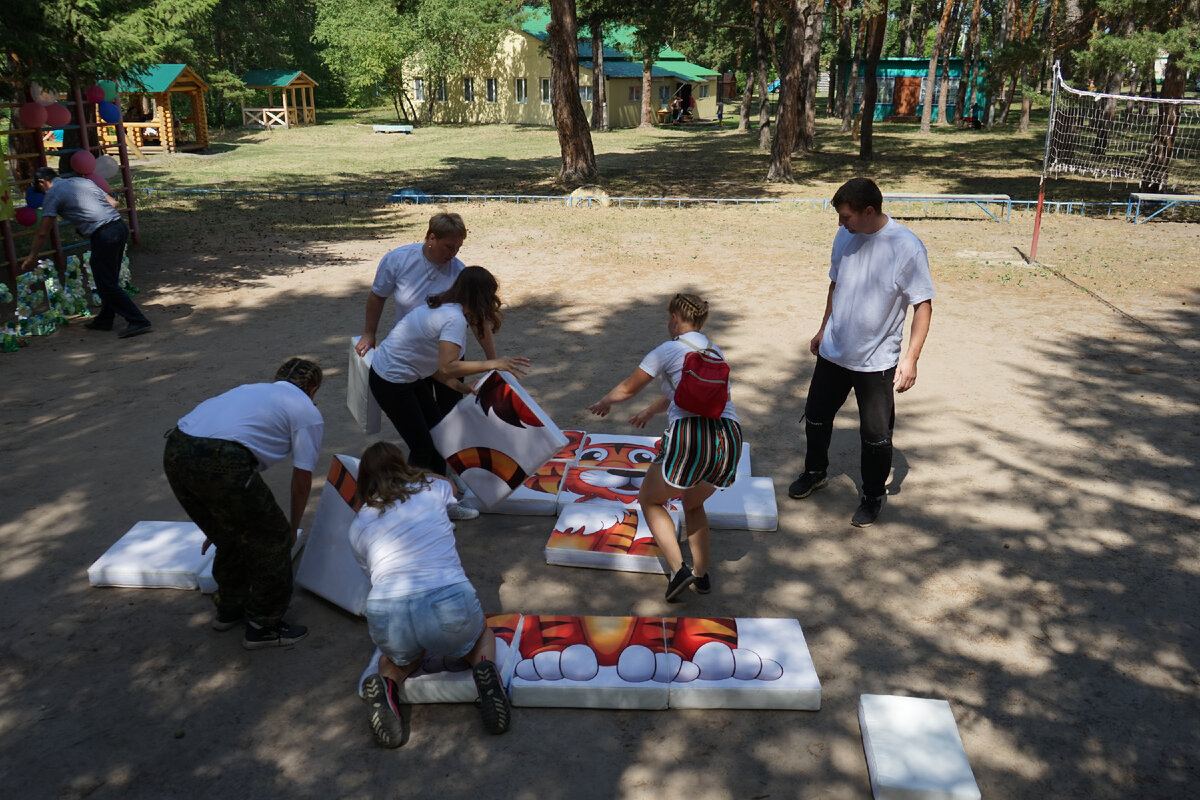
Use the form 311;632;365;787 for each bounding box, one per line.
25;186;44;209
98;101;121;123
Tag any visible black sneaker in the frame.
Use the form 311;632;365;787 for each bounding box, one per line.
211;607;244;631
362;674;405;748
118;320;152;339
693;573;711;594
242;620;308;650
665;563;696;602
472;659;511;734
851;494;885;528
83;318;113;331
788;471;828;499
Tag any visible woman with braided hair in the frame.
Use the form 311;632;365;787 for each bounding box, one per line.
588;293;742;601
163;357;324;649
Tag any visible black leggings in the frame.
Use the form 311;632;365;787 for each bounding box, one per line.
368;368;462;474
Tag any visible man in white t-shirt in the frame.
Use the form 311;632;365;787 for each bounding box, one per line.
787;178;934;528
163;358;324;649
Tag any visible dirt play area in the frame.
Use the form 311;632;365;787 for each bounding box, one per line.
1;198;1197;799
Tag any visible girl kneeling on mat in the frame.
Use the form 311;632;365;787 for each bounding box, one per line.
351;441;511;747
587;293;742;601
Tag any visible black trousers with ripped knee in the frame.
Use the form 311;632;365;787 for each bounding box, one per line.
802;355;895;499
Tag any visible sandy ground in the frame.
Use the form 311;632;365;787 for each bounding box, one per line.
1;201;1198;799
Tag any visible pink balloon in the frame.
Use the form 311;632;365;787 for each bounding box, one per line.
44;103;71;128
19;102;47;129
87;173;112;194
15;207;38;227
70;149;97;175
85;84;106;103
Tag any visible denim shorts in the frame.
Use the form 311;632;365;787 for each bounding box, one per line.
365;581;484;667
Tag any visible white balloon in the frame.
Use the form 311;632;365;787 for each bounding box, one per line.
693;641;736;681
560;644;599;681
615;644;655;683
94;155;120;180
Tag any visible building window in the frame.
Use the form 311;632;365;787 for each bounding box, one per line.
699;84;709;98
414;78;424;102
463;77;474;102
579;85;593;102
486;78;498;103
515;78;528;104
541;78;551;104
436;78;446;102
658;85;670;104
628;85;641;103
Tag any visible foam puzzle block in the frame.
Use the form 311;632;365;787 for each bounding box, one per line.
509;615;670;709
704;476;778;531
88;520;212;589
461;460;565;516
858;694;981;800
431;370;568;509
347;337;382;435
356;613;524;703
294;455;371;616
556;465;682;513
664;617;821;710
575;434;660;471
198;529;308;594
545;506;681;573
550;430;586;463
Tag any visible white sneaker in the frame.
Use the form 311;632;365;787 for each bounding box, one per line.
447;502;480;521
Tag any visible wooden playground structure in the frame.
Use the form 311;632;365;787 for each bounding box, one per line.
103;64;210;155
240;70;318;129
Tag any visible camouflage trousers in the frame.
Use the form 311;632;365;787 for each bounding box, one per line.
163;428;293;626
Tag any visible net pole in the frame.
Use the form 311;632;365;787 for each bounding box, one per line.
1030;63;1060;262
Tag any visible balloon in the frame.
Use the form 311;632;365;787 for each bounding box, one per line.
30;82;58;105
19;102;47;129
44;103;71;128
24;187;44;209
97;81;118;102
85;84;106;103
87;174;112;194
97;101;121;123
94;155;120;180
70;149;97;175
15;207;38;227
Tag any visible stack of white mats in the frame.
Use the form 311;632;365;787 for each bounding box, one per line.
858;694;981;800
88;521;306;593
356;615;821;711
295;454;371;615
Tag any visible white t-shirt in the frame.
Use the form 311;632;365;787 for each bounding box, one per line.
370;242;465;320
371;303;468;383
348;477;468;600
820;218;936;372
177;381;324;471
638;330;739;424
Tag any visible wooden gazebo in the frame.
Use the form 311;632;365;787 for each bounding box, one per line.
113;64;210;153
240;70;318;129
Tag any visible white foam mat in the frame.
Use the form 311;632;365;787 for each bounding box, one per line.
347;336;382;435
509;615;670;709
294;455;371;616
544;506;680;573
858;694;981;800
88;521;213;589
664;617;821;710
461;461;565;516
704;476;778;531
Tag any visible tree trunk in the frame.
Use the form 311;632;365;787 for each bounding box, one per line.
548;0;598;183
766;0;809;181
920;0;956;134
799;0;826;151
859;0;889;160
591;22;607;131
955;0;982;124
753;0;772;148
833;0;852;119
640;61;653;128
738;69;754;132
1140;54;1187;191
842;6;865;133
901;0;919;58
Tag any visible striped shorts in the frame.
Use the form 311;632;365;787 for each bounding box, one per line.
654;416;743;489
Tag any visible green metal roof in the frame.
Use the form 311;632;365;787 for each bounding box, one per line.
520;7;688;62
241;70;304;88
116;64;188;94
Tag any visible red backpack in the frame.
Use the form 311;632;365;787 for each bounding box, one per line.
670;337;730;418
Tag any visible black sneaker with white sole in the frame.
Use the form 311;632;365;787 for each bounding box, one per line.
788;471;828;499
362;674;405;748
693;573;711;594
665;563;696;602
472;659;511;734
242;620;308;650
851;494;885;527
211;607;244;631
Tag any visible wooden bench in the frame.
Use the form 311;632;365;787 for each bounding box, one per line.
883;193;1012;223
1126;192;1200;224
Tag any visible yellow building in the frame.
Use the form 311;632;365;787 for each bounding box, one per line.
410;8;720;128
